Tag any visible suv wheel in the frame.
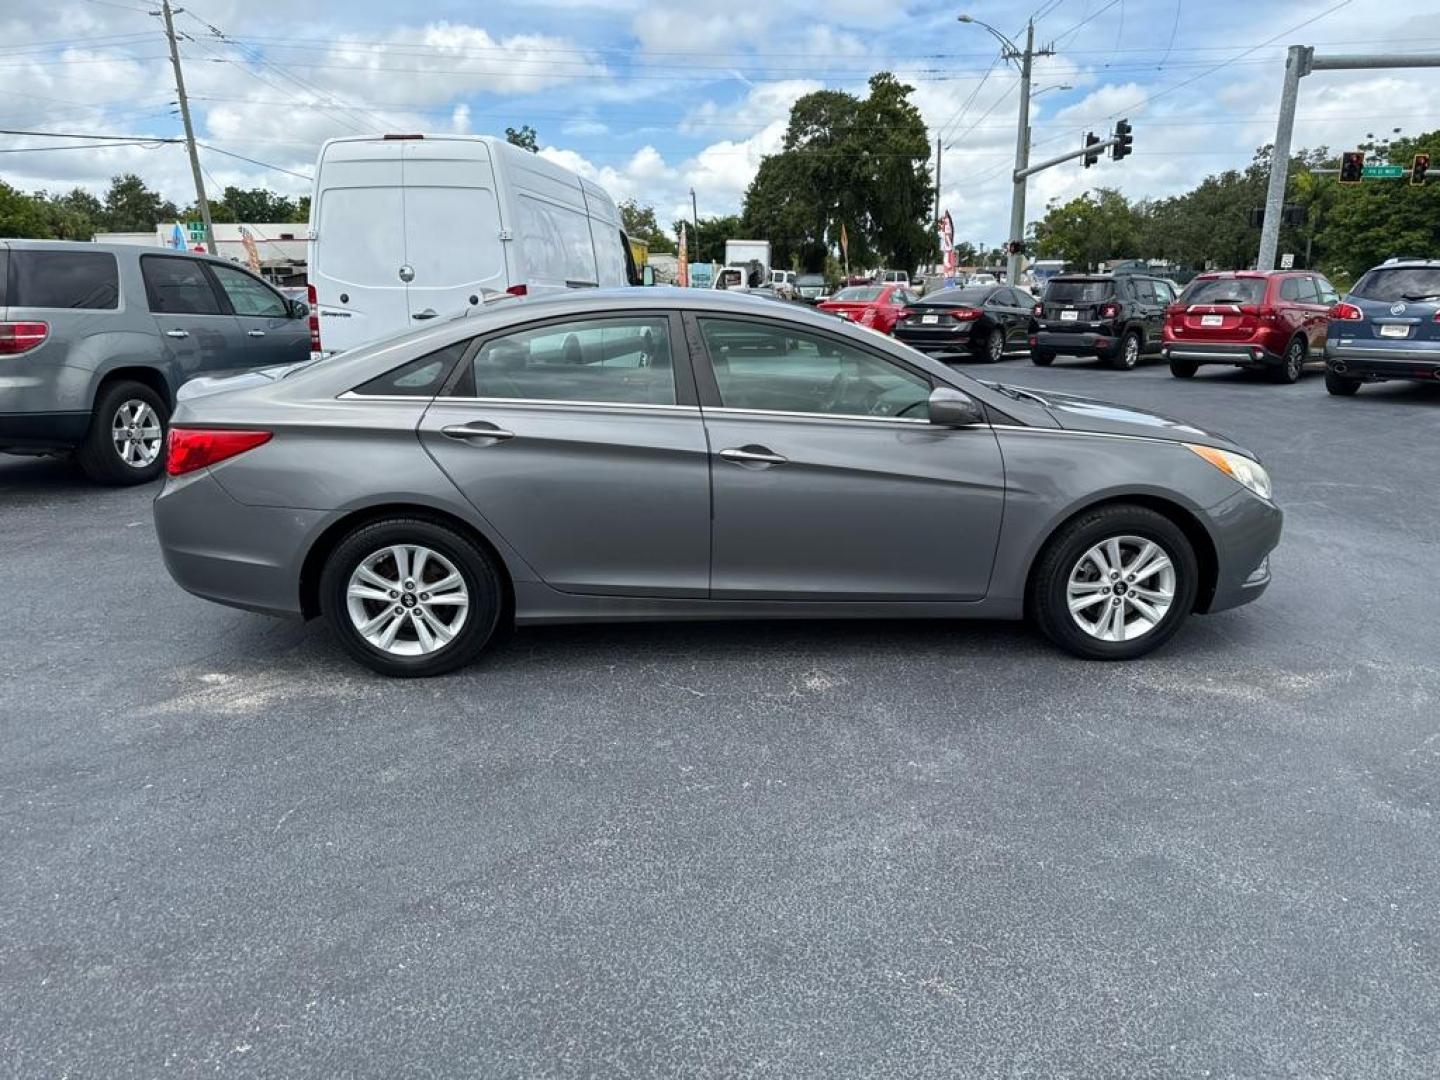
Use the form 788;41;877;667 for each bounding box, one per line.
1031;348;1056;366
319;517;504;677
1325;368;1362;396
1029;505;1198;660
1270;337;1305;384
76;380;170;485
1169;358;1198;379
1110;331;1142;371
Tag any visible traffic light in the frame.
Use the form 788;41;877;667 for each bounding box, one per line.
1412;153;1431;186
1339;151;1365;184
1282;204;1307;226
1082;132;1101;168
1112;118;1133;161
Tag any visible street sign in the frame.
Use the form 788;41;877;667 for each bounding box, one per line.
1361;165;1404;179
185;221;206;240
1280;253;1295;269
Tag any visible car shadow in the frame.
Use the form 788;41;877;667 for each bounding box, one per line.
0;454;124;497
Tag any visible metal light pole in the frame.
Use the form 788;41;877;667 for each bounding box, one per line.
158;0;213;254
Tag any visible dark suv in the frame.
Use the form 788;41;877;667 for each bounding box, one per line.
1031;272;1176;369
1;240;310;483
1324;259;1440;395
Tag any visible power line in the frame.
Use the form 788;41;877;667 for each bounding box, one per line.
0;127;179;142
197;142;313;180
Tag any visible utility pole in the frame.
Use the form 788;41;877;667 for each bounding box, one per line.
1258;45;1440;269
158;0;214;254
689;187;699;261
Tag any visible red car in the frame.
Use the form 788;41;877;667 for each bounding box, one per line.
1161;270;1339;383
817;284;919;334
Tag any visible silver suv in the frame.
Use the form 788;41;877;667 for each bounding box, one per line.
1;240;310;484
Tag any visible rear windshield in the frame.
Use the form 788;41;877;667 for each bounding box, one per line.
833;286;882;301
922;287;992;305
1045;279;1113;303
7;250;119;309
1351;266;1440;302
1181;277;1266;306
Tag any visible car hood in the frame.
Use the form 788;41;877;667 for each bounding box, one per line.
177;361;315;402
986;382;1252;456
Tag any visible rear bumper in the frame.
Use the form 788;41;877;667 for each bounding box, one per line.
1034;330;1115;356
0;410;90;452
1204;489;1284;615
1326;343;1440;381
893;328;975;355
1161;342;1282;367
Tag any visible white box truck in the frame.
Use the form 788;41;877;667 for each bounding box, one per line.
721;239;772;284
307;134;630;354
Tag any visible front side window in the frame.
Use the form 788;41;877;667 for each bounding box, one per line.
141;256;222;315
210;264;288;317
464;317;675;405
8;250;119;309
698;318;930;420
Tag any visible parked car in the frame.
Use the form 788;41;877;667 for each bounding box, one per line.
154;288;1281;676
0;239;310;484
1324;259;1440;395
876;269;910;286
1161;270;1337;383
770;269;797;289
893;284;1036;362
1031;272;1176;369
308;134;628;356
794;274;829;305
817;284;919;334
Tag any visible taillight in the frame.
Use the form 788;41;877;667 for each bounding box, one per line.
1330;302;1364;321
506;284;528;297
1099;302;1120;320
307;284;321;351
166;428;272;477
0;321;49;355
949;307;982;321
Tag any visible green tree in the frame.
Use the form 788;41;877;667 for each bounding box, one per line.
1031;188;1144;268
0;180;48;238
505;125;539;153
101;174;177;232
219;186;298;222
1315;130;1440;277
618;198;675;253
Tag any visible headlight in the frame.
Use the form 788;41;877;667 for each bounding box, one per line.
1184;443;1273;500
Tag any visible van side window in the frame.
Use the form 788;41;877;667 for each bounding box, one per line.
353;340;472;397
141;256;224;315
8;250;119;309
463;317;675;405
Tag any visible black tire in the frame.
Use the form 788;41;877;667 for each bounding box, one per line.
1028;504;1199;661
76;379;170;485
982;326;1005;363
1269;337;1305;384
319;517;503;677
1031;349;1056;366
1325;368;1361;396
1109;330;1142;370
1169;358;1199;379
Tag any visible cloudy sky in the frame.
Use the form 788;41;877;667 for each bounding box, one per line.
2;0;1438;245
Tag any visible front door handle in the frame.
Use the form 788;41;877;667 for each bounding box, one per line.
165;329;189;339
413;309;438;321
441;422;515;443
719;446;787;467
247;329;266;338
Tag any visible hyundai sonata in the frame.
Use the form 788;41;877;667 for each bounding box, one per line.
154;289;1281;677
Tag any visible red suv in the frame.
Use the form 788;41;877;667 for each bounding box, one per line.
1161;271;1339;383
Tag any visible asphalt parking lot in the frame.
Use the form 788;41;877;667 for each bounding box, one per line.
3;358;1439;1078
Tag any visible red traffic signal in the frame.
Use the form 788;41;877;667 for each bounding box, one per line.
1339;151;1365;184
1082;132;1101;168
1412;153;1431;186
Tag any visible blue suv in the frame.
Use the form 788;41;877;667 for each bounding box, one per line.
1325;259;1440;395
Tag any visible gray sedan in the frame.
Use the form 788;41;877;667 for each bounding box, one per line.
153;288;1282;677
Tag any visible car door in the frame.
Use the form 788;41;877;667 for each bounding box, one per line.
1136;279;1166;345
139;254;246;380
690;314;1006;601
988;288;1022;348
417;311;711;597
207;262;310;368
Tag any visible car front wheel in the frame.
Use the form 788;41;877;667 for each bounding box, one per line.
1029;504;1199;660
319;518;504;677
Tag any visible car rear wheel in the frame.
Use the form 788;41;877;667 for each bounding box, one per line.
76;379;170;485
1269;337;1305;384
1109;331;1142;371
320;518;503;677
1029;504;1198;660
1169;358;1198;379
1031;348;1056;366
1325;368;1362;396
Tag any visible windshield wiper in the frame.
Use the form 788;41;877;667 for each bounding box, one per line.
984;382;1048;407
1401;293;1440;301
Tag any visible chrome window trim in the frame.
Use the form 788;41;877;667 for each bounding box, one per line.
701;406;935;427
338;391;698;413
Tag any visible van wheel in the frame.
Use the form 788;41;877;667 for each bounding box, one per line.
1269;337;1305;384
77;380;170;485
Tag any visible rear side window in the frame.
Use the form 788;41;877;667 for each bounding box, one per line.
141;256;223;315
353;339;471;397
1351;267;1440;302
8;250;119;309
465;316;675;405
1279;277;1313;302
1045;279;1113;303
1180;278;1266;306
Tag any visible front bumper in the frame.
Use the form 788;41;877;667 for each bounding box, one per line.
1326;343;1440;382
1203;488;1283;615
1034;330;1116;356
153;468;327;619
1162;342;1282;368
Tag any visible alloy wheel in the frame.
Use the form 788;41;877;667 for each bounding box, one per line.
1287;342;1304;381
1067;534;1176;642
111;399;164;468
1122;335;1140;369
345;544;470;657
989;328;1004;361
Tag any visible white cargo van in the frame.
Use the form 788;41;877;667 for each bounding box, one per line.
308;134;631;354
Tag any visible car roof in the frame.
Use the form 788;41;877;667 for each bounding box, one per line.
0;238;242;269
1370;259;1440;269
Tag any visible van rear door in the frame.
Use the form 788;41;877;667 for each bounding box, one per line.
580;179;627;288
312;140;408;353
401;139;506;322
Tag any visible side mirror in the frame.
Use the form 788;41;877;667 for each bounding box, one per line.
928;386;984;427
642;266;655;287
289;298;309;319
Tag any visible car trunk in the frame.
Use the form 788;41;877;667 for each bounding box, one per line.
1041;279;1113;322
1171;277;1266;341
1346;267;1440;343
898;300;977;330
820;301;873;321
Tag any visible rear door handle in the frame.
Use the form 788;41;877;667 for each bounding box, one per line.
441;422;516;443
165;329;189;339
413;309;438;321
719;446;787;466
247;329;266;338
